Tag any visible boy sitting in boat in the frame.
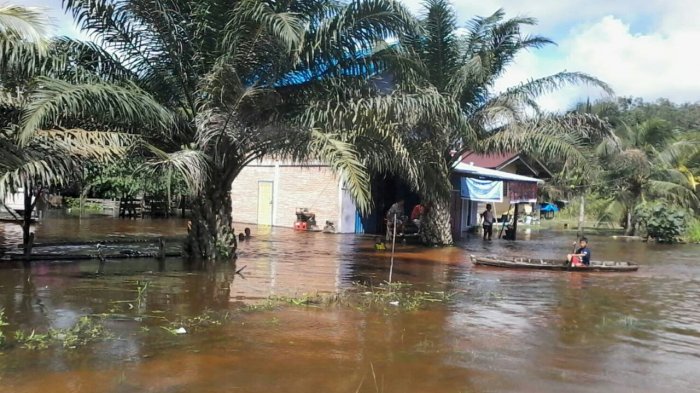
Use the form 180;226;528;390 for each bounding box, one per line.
567;237;591;267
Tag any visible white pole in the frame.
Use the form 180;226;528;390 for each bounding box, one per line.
389;213;397;283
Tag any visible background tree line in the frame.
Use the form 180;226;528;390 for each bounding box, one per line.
543;98;700;242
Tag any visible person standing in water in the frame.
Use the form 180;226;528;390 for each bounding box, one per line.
386;199;406;238
480;204;495;240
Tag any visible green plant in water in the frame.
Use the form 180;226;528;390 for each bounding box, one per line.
51;316;111;349
352;282;456;311
14;330;51;350
0;308;8;348
136;280;150;309
635;202;691;243
165;310;229;334
12;316;110;350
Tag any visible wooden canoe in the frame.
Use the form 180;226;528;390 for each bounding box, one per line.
470;255;639;272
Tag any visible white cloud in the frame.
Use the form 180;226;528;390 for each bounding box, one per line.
399;0;700;110
493;13;700;111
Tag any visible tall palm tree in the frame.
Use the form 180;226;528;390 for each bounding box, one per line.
597;118;699;234
0;5;135;246
18;0;418;259
340;0;613;245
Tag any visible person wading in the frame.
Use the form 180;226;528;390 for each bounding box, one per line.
481;204;495;241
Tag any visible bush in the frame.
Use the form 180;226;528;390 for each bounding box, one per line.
687;219;700;243
0;308;8;348
635;202;691;243
63;197;103;212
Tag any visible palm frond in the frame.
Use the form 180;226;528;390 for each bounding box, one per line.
493;72;613;106
142;144;209;195
474;113;611;168
229;0;306;52
0;5;48;43
307;130;371;213
19;77;175;144
646;179;699;209
38;129;139;159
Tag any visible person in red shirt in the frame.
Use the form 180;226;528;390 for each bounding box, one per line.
411;204;425;228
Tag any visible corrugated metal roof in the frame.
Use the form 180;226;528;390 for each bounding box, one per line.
460;152;518;169
452;162;544;184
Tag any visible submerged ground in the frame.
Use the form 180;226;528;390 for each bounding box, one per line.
0;215;699;393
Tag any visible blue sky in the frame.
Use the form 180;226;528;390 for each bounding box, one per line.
21;0;700;110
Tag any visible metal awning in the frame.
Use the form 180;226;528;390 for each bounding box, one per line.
452;162;544;184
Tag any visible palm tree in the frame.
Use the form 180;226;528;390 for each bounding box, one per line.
0;5;135;247
597;118;699;234
17;0;418;259
0;5;47;40
341;0;612;245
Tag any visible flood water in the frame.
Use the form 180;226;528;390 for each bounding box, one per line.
1;215;699;392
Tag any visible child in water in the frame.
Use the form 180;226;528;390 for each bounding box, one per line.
374;237;386;251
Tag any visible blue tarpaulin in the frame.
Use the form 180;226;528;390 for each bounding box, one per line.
540;203;559;212
460;178;503;202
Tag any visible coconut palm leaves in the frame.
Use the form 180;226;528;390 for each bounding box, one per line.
597;119;700;233
367;0;612;244
18;0;419;259
0;6;48;43
0;5;51;79
0;6;142;205
19;77;175;144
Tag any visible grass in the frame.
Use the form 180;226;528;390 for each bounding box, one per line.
0;308;8;348
687;219;700;243
259;282;456;312
0;282;456;351
11;316;111;350
165;309;228;334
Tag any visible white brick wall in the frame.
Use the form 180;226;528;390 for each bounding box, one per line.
231;160;347;231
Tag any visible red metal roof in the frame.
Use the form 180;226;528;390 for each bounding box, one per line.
460;152;519;169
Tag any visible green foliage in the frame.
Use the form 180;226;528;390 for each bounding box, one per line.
78;158;188;199
351;282;456;311
635;202;691;243
12;316;110;350
686;219;700;243
14;330;51;350
0;308;8;348
50;316;111;349
568;98;700;234
166;310;227;334
63;197;102;211
366;1;611;245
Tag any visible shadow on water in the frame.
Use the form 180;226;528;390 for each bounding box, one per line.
0;216;699;392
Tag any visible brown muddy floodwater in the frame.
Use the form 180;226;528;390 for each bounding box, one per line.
0;214;699;393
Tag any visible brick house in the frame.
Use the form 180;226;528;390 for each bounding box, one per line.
231;159;361;233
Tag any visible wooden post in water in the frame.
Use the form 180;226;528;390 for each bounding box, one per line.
511;203;520;241
23;232;34;268
158;238;166;260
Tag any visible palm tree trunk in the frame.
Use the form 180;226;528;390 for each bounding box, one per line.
577;194;585;238
22;187;33;247
624;210;638;236
420;195;453;246
185;179;237;260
